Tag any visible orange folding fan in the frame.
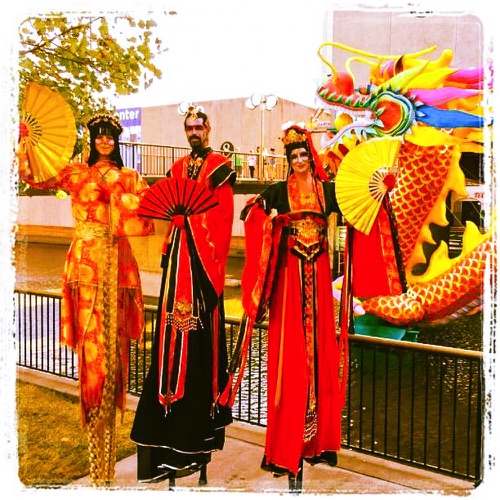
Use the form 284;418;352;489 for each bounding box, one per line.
19;82;77;182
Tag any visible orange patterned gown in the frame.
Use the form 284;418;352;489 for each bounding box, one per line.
19;159;153;484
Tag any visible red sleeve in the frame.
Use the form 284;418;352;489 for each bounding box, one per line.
110;169;155;237
190;181;234;295
240;198;285;322
352;205;403;298
18;162;82;192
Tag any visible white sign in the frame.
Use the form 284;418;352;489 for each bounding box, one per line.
465;185;484;201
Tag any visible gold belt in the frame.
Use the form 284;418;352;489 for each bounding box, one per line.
286;216;326;261
287;217;326;242
74;221;110;239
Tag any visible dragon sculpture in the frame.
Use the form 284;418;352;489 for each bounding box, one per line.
312;42;495;329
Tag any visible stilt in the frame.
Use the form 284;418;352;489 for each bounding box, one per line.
288;459;303;494
198;464;207;486
168;475;175;491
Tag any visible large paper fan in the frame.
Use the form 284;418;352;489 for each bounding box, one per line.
19;83;77;183
138;177;218;220
336;137;402;235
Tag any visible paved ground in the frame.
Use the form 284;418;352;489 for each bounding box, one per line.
17;367;475;497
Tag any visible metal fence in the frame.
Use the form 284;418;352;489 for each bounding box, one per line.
14;289;483;483
119;141;288;181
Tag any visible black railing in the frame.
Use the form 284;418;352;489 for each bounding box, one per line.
344;336;483;482
13;288;483;483
119;141;288;181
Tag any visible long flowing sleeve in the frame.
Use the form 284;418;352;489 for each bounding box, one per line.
189;176;234;296
18;155;82;192
109;168;155;237
219;195;281;407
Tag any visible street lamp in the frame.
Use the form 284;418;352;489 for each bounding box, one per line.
245;94;278;179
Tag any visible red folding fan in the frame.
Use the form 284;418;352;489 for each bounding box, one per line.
138;177;218;220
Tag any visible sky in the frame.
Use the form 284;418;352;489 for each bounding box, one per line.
109;0;494;111
7;0;493;110
5;0;344;112
112;1;330;109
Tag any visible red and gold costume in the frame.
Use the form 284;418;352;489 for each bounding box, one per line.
222;171;346;476
19;156;154;485
221;126;348;477
131;148;235;482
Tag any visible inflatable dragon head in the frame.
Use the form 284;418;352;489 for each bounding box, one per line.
314;42;494;328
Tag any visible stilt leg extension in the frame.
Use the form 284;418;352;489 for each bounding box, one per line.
288;459;303;494
199;464;207;486
168;475;175;490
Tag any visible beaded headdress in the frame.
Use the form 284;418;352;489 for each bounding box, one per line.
86;113;124;167
87;113;123;137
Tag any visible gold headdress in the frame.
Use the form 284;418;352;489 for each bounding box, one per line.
189;106;204;119
181;104;210;132
178;101;206;119
282;124;329;181
282;128;308;146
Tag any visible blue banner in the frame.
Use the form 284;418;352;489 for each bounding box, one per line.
117;108;142;142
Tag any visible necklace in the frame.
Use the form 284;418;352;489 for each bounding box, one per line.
187;156;203;179
99;167;113;181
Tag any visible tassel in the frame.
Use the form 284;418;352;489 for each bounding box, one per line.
219;315;254;407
